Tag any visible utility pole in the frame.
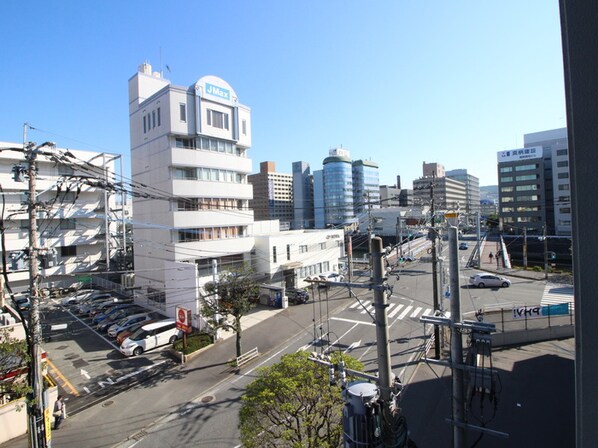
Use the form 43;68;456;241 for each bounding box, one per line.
448;226;466;447
542;224;548;280
523;228;528;268
430;177;441;359
22;126;55;448
396;216;403;259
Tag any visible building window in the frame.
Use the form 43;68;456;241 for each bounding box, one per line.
207;109;229;130
560;207;571;213
176;198;199;211
558;196;570;202
286;244;291;261
242;119;247;135
500;176;513;183
60;219;76;230
515;164;538;171
499;166;513;173
143;115;147;133
557;161;569;168
157;107;161;126
174;167;197;180
299;245;308;253
518;195;539;201
273;246;277;263
501;196;513;203
175;137;196;149
60;246;77;257
515;174;538;181
516;185;538;191
58;164;74;176
500;186;513;192
556;149;568;156
559;220;572;226
179;104;187;122
152;110;156;128
558;184;570;191
558;172;569;179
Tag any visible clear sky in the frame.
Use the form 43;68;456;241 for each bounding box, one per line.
0;0;566;188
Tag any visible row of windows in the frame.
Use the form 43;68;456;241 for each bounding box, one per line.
502;206;541;213
143;107;161;133
177;226;245;242
503;216;543;223
500;174;539;182
298;262;331;280
173;167;245;183
501;195;539;202
175;198;247;211
174;136;244;156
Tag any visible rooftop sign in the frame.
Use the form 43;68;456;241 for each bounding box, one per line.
497;146;543;163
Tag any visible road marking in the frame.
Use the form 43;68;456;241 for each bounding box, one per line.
330;317;375;326
410;307;423;318
397;305;414;320
388;304;405;318
81;368;90;380
344;340;362;353
359;301;372;314
422;308;432;317
83;387;90;394
349;301;361;309
46;357;79;396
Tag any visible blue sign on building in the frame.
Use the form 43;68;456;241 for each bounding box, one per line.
205;83;230;101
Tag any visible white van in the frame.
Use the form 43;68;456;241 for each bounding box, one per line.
119;319;182;356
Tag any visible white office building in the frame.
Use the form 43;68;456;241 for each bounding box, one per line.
128;63;254;320
0;141;122;291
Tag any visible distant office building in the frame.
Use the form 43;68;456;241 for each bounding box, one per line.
396;175;402;189
313;169;325;229
480;199;498;218
422;161;445;178
413;176;467;211
498;127;570;235
292;161;314;229
353;159;380;214
446;169;481;214
379;185;401;207
248;161;293;229
398;189;413;206
322;148;356;227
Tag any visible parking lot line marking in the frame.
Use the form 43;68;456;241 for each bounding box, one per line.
46;357;79;397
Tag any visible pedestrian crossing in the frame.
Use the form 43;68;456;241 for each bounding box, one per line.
348;300;435;321
541;283;574;310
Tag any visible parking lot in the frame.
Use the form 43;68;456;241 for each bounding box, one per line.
41;295;175;414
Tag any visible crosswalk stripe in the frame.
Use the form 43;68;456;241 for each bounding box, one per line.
398;305;413;320
388;304;405;318
349;300;361;309
423;308;432;316
410;306;423;318
360;301;373;314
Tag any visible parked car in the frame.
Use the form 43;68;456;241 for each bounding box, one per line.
61;289;103;306
89;300;134;320
320;272;344;282
119;319;182;356
459;242;469;250
12;295;30;310
75;293;114;313
469;274;511;288
286;288;310;305
95;306;145;330
107;313;155;338
115;319;157;345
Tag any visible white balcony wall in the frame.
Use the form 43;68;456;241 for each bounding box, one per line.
172;210;253;228
171;149;252;173
173;237;255;262
171;180;253;200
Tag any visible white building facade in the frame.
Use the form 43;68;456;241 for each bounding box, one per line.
128;63;254;319
0;142;121;291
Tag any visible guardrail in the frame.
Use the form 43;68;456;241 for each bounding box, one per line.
236;346;259;367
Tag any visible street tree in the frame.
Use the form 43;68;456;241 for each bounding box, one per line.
239;350;364;448
202;265;260;358
0;326;31;404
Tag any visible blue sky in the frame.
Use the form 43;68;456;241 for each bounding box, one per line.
0;1;565;188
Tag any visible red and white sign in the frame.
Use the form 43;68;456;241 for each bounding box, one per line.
175;306;192;333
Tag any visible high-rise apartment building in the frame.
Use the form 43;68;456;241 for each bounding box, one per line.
498;127;570;235
128;63;254;317
248;161;293;229
445;169;481;214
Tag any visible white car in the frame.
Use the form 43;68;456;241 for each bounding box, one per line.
61;289;102;306
107;313;155;338
119;319;182;357
469;274;511;288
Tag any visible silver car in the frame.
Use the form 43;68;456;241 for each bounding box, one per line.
469;274;511;288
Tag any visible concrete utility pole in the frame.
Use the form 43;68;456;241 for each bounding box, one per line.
396;216;403;259
430;178;441;359
523;228;528;268
543;224;548;280
448;226;466;447
23;128;55;448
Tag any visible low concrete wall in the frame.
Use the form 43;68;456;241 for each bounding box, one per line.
492;324;575;348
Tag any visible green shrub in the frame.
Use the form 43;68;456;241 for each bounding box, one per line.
174;333;213;354
532;266;543;272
